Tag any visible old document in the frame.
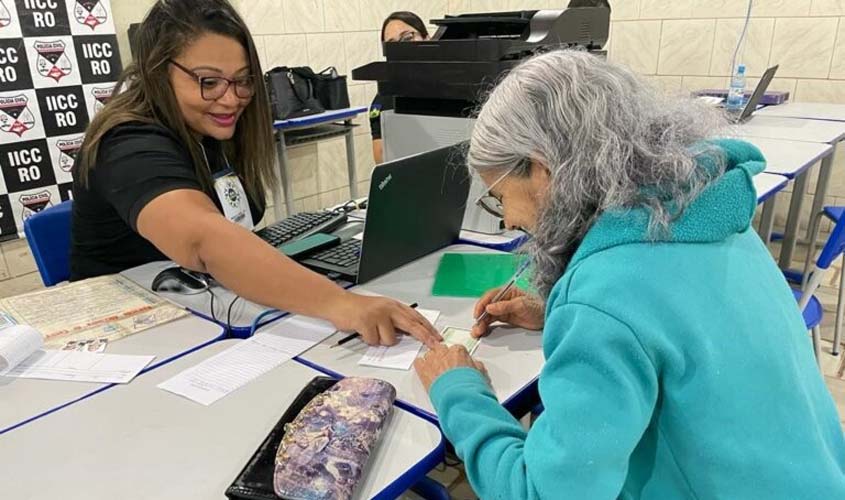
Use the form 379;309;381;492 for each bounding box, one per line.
0;275;188;348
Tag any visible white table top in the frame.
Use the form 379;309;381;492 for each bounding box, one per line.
737;115;845;144
0;314;223;434
741;136;833;177
756;102;845;122
121;261;275;332
0;340;443;500
297;244;544;419
753;172;789;204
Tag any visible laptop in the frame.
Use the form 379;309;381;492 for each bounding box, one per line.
300;143;471;283
731;64;778;123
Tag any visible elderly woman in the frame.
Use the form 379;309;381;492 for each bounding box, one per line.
414;50;845;498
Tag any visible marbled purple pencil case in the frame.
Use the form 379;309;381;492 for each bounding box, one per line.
273;377;396;500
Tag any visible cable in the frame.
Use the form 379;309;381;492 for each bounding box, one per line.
250;308;287;336
225;295;240;338
729;0;754;78
206;288;218;322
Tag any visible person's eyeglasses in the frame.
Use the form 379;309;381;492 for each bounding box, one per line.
389;30;422;43
169;59;255;101
474;162;523;219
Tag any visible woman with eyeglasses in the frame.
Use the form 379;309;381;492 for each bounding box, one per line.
414;50;845;498
70;0;440;348
369;11;429;164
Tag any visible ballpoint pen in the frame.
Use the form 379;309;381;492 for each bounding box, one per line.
331;302;419;348
474;259;531;326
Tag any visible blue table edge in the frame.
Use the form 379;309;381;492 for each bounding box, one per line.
273;106;368;130
0;324;226;436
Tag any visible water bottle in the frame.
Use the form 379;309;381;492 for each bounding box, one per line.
726;64;746;112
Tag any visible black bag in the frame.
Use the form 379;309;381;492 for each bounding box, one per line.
225;376;338;500
312;67;350;110
264;66;324;120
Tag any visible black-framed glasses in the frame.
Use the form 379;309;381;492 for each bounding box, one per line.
169;59;256;101
474;161;525;218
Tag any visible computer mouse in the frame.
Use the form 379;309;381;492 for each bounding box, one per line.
151;267;209;294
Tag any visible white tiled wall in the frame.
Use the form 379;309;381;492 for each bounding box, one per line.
6;0;845;291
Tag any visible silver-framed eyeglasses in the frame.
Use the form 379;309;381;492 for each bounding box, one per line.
169;59;256;101
474;161;524;219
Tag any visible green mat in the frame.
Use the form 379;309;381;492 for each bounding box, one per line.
431;253;531;298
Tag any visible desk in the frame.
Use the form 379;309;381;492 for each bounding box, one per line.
272;106;368;219
120;261;353;338
738;116;845;268
297;244;544;421
0;340;445;500
754;172;789;204
742;138;831;244
120;261;282;338
0;314;223;435
756;102;845;122
742;137;833;178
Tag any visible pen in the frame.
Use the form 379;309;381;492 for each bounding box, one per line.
474;260;530;326
331;302;419;348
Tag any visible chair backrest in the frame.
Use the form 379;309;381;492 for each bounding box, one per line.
23;200;73;286
799;211;845;310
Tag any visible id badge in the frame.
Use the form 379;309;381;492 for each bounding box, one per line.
213;171;254;231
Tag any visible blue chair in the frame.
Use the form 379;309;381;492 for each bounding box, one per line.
410;476;451;500
797;206;845;363
23;200;72;286
801;206;845;357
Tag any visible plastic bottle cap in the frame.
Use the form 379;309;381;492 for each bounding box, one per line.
737;64;746;74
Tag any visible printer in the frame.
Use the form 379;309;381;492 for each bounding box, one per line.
353;2;611;234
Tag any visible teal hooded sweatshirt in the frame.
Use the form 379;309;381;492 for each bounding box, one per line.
429;139;845;499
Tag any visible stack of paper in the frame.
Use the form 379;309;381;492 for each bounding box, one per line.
1;324;154;384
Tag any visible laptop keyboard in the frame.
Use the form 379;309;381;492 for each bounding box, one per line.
310;239;362;268
256;211;347;248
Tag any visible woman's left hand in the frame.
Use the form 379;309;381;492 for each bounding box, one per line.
414;343;488;392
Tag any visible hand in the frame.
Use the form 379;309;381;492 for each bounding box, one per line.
414;344;488;392
472;286;545;338
327;292;441;347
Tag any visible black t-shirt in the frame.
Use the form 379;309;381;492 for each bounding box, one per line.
369;93;394;140
69;122;264;281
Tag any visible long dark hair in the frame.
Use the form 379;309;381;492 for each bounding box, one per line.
380;11;429;41
77;0;275;203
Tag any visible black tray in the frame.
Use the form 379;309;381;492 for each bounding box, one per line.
225;376;339;500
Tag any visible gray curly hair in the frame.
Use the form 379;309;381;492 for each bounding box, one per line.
468;50;729;299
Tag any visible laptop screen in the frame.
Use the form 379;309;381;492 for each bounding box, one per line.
738;65;779;122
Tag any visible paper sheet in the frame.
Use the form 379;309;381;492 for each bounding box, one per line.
0;275;188;348
357;308;440;370
4;350;154;384
158;315;337;405
358;335;424;370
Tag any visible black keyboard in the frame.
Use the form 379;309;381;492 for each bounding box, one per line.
309;239;362;268
256;211;347;248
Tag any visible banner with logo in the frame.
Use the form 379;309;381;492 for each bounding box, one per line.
0;0;121;241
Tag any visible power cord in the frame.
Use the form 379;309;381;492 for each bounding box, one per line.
225;295;240;338
729;0;754;77
206;288;218;322
207;286;242;338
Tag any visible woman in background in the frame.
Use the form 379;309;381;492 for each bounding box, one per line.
71;0;439;347
369;11;430;164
